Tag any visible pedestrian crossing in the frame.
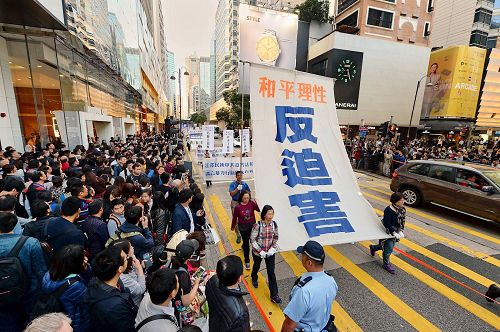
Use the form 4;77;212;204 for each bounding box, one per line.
204;189;499;332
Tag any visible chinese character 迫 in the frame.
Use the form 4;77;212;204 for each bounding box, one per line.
281;148;332;187
288;190;354;237
275;106;318;144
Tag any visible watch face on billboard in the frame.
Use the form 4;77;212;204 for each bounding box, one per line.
239;4;298;70
332;49;363;110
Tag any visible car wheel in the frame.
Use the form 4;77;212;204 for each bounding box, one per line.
401;187;421;207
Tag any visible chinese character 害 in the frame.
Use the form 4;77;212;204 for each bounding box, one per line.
281;148;332;187
275;106;318;144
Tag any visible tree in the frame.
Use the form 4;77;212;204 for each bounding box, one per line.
190;112;207;126
295;0;332;23
215;89;250;129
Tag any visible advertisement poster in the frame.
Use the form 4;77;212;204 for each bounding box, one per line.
222;130;234;154
202;125;215;151
421;46;486;119
331;49;363;111
203;157;254;181
250;64;388;251
239;3;298;70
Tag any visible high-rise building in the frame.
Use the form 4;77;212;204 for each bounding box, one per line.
214;0;239;102
185;54;212;115
167;50;176;112
210;38;217;104
199;57;212;113
430;0;494;49
487;7;500;48
331;0;433;45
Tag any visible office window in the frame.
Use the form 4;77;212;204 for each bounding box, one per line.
470;30;488;47
423;22;431;37
474;8;492;25
491;15;500;29
427;0;433;12
337;0;358;15
310;59;328;76
367;8;394;29
487;36;498;49
336;10;358;28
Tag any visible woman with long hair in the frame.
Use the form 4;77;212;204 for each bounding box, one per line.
40;245;89;332
150;191;169;245
109;239;146;306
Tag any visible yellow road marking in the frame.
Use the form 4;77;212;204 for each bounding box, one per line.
372;209;498;285
187;149;225;256
210;195;285;330
279;251;363;332
370;208;500;267
362;188;500;245
324;246;440;332
359;241;500;330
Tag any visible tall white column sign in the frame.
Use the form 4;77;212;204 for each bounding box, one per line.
202;125;215;151
241;128;251;153
222;130;234;154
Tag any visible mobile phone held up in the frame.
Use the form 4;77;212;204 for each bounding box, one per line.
193;266;206;279
143;253;153;270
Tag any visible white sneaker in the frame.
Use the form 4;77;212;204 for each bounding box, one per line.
397;231;405;238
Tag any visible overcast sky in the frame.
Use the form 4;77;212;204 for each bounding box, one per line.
164;0;218;68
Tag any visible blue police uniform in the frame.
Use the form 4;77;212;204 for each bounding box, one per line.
284;271;338;332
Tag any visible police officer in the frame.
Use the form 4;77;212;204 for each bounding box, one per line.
282;241;338;332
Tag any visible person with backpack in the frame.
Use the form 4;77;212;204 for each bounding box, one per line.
107;198;126;237
135;268;179;332
82;199;109;261
1;176;30;219
37;244;90;332
45;196;85;254
0;212;47;332
25;170;48;207
84;245;138;332
150;191;169;245
106;205;154;260
70;185;92;222
250;205;281;304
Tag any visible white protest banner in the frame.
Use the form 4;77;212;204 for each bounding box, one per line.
222;130;234;154
250;64;388;251
189;129;203;146
242;128;251;153
203;157;254;181
202;125;215;151
196;146;226;163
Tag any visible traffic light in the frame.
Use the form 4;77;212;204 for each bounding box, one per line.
378;121;389;137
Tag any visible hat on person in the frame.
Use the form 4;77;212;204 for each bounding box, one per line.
175;239;199;261
297;240;325;262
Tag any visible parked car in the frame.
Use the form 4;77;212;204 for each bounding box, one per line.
390;160;500;222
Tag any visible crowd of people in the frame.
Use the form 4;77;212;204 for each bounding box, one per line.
0;131;343;332
346;136;500;176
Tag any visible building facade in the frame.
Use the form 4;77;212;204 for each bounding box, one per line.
331;0;433;45
167;50;176;115
430;0;494;49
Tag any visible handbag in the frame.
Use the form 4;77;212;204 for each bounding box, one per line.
202;224;220;245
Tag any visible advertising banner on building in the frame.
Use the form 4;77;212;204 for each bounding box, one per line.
331;49;363;110
239;4;298;70
202;125;215;151
420;46;486;119
241;128;251;153
203;157;254;181
250;64;388;251
222;130;234;154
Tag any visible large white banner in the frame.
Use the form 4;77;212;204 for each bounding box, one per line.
202;125;215;151
241;129;251;153
250;64;388;251
196;146;226;163
222;130;234;154
203;157;254;181
189;129;203;147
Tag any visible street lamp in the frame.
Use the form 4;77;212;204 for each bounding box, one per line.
170;67;189;136
408;75;433;141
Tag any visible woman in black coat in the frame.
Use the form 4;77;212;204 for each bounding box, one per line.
150;191;170;245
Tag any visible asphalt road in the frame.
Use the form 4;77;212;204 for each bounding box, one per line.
191;150;500;332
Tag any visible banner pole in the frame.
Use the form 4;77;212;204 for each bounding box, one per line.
240;62;245;172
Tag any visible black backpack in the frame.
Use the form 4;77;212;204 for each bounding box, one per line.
0;236;29;307
29;277;79;321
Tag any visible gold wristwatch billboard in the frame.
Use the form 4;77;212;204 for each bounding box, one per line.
256;29;281;65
